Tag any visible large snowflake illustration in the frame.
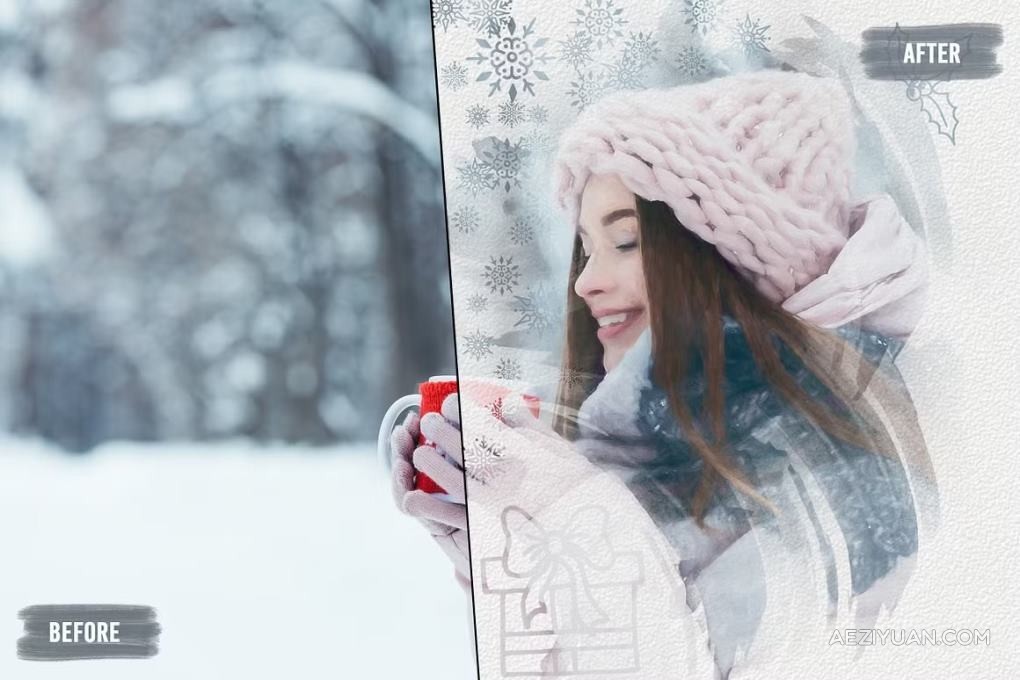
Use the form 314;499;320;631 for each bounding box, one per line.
476;137;528;192
732;13;771;56
558;31;594;70
572;0;628;49
465;434;507;484
683;0;724;36
461;329;495;360
440;61;469;91
568;69;608;110
466;104;490;129
494;356;522;381
497;100;527;127
450;205;480;234
432;0;466;32
466;293;489;315
468;17;551;101
456;158;496;195
511;283;555;334
676;45;709;78
467;0;514;37
483;255;521;295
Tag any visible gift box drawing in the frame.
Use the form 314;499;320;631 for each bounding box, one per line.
481;505;645;676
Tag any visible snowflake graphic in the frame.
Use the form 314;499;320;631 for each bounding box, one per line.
466;104;490;129
558;31;594;70
519;127;555;154
487;397;506;421
509;216;534;245
450;205;480;234
528;105;549;123
683;0;724;36
512;283;555;334
732;13;771;56
457;158;497;195
572;0;628;49
476;137;528;192
497;100;527;127
605;53;646;90
468;17;552;101
465;433;507;483
494;356;522;381
461;329;495;361
676;45;709;78
622;31;659;67
466;293;489;314
568;69;608;110
467;0;514;37
483;255;521;295
432;0;467;31
440;61;469;90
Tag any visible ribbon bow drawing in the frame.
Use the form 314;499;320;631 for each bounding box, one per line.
500;505;616;630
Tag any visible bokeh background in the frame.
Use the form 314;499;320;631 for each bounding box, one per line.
0;0;471;677
1;0;455;449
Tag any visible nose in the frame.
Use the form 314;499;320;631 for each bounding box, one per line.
574;250;613;300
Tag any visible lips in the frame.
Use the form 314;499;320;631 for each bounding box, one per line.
593;308;644;342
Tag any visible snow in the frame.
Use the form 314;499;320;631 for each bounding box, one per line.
202;61;440;164
0;166;56;267
0;439;475;678
0;0;17;31
104;62;440;165
0;70;36;120
106;78;197;124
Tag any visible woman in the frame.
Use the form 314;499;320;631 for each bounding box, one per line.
390;69;938;675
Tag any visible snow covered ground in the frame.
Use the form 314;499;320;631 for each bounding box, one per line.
0;438;475;678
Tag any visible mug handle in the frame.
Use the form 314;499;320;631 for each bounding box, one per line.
377;393;421;471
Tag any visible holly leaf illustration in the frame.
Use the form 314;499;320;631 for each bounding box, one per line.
918;83;959;144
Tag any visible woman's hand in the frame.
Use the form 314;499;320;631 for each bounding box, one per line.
389;393;470;592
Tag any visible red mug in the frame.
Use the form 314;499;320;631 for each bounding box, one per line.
378;376;541;498
378;375;459;498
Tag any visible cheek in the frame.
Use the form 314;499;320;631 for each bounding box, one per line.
625;258;648;306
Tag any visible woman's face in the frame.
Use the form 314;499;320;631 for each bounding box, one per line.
575;173;650;373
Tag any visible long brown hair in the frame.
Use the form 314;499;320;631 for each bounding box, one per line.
553;196;927;523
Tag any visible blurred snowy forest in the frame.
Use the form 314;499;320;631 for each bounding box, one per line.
0;0;454;451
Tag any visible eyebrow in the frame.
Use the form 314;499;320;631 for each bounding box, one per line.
578;207;638;235
602;208;637;226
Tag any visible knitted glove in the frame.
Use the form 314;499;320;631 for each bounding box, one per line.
390;393;470;593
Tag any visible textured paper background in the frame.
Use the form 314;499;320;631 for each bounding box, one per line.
433;1;1020;676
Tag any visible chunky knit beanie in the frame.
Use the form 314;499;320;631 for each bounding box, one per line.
552;70;929;337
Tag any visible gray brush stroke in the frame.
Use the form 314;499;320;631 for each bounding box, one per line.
18;604;160;661
861;23;1003;81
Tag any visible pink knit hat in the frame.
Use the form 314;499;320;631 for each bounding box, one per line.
553;70;929;337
